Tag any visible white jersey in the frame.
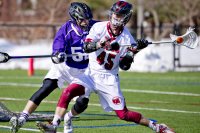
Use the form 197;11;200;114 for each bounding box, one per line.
86;21;136;75
72;21;136;112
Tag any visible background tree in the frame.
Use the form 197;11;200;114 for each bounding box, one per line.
0;0;199;41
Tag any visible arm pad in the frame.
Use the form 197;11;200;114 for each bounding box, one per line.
119;51;134;71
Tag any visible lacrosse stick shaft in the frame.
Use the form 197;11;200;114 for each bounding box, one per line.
0;52;79;63
9;54;78;59
122;41;174;47
148;41;173;45
9;55;52;59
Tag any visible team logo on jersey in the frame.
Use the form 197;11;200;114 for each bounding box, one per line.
112;96;121;105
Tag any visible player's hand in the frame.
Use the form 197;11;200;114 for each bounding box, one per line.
97;36;111;48
136;39;149;50
119;50;134;71
51;52;67;64
109;41;120;51
97;36;120;51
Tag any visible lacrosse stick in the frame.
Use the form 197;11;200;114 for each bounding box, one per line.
0;102;55;121
148;27;199;49
102;27;199;50
0;52;78;63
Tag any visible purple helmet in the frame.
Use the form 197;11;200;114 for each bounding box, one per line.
110;1;133;26
69;2;93;22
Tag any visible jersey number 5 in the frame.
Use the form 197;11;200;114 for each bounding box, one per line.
97;51;115;70
71;47;88;61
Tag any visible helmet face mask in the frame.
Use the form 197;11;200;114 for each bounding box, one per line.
110;17;123;27
110;11;132;27
77;19;90;29
109;1;133;27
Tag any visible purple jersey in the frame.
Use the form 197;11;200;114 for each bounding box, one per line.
52;20;97;69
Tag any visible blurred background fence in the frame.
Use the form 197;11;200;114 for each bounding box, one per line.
0;0;200;71
0;22;199;42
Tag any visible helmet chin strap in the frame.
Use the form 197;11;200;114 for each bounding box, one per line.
81;25;89;31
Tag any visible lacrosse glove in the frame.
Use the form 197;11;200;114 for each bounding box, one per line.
136;39;149;50
98;36;111;48
51;52;67;64
119;50;134;71
83;42;98;53
109;41;120;51
99;39;120;51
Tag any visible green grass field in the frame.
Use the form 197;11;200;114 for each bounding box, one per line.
0;69;200;133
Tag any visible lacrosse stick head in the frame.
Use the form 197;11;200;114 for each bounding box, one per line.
0;52;10;63
170;27;199;49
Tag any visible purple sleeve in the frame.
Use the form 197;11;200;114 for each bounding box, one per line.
52;23;68;54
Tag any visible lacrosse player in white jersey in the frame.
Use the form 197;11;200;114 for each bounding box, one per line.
39;1;175;133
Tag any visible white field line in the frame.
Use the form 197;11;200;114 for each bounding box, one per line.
0;82;200;97
0;97;200;114
0;82;41;87
87;103;200;114
0;76;43;79
0;125;62;133
122;89;200;96
0;125;40;132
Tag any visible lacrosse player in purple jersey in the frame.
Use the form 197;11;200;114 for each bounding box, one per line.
9;2;97;133
37;1;175;133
